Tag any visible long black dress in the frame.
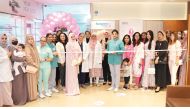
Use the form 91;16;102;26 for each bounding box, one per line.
102;40;111;83
155;40;169;88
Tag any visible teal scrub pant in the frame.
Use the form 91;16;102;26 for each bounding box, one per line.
38;66;51;94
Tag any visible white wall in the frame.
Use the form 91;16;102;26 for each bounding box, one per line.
143;20;163;40
92;2;187;20
119;19;143;39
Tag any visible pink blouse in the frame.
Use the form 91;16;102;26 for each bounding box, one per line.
123;44;134;62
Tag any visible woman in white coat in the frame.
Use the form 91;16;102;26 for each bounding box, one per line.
56;33;68;89
78;33;90;88
0;43;13;106
168;32;182;85
88;33;102;86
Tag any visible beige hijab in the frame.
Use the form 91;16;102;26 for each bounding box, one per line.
25;35;40;68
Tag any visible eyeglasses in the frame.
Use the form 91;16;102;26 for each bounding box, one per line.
40;40;46;42
1;37;7;40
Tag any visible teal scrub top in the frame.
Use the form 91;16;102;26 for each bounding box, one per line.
47;42;58;68
37;44;54;69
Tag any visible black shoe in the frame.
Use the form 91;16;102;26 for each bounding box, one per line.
155;90;160;93
108;82;111;85
103;82;107;85
123;86;128;89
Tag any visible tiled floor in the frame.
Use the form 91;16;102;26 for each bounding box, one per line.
23;84;166;107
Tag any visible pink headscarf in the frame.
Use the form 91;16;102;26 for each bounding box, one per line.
68;33;76;43
89;32;98;50
67;33;79;52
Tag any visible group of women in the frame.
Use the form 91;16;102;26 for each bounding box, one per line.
0;29;187;106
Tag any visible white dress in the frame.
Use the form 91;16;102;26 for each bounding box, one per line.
0;46;13;106
132;42;144;77
88;41;102;77
141;41;156;87
168;40;182;85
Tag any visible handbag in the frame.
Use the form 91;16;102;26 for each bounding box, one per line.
26;65;38;74
147;64;155;74
158;57;168;64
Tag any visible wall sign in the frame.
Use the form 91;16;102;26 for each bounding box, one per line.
91;21;115;29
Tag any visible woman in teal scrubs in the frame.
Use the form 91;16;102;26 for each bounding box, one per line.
37;37;53;98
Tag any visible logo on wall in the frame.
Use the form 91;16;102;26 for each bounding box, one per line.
128;28;134;37
9;0;20;13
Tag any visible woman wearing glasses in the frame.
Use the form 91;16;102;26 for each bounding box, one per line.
37;37;53;98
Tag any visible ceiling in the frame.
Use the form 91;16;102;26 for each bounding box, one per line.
32;0;189;5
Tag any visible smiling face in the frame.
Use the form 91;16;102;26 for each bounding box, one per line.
170;34;175;41
18;45;23;52
134;33;140;41
0;35;7;45
78;33;84;42
141;33;147;39
91;34;97;41
27;36;34;45
71;34;76;41
52;34;57;42
147;32;151;40
112;31;118;39
60;33;66;43
85;31;91;38
157;32;164;41
68;33;76;42
40;37;47;47
124;36;129;44
47;34;53;43
177;31;182;39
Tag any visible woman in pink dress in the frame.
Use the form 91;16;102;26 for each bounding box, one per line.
65;33;82;96
122;34;134;85
140;32;147;86
122;34;134;62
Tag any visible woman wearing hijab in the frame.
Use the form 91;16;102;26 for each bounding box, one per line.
65;33;82;96
0;34;13;106
179;30;188;85
88;32;102;86
25;35;40;101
